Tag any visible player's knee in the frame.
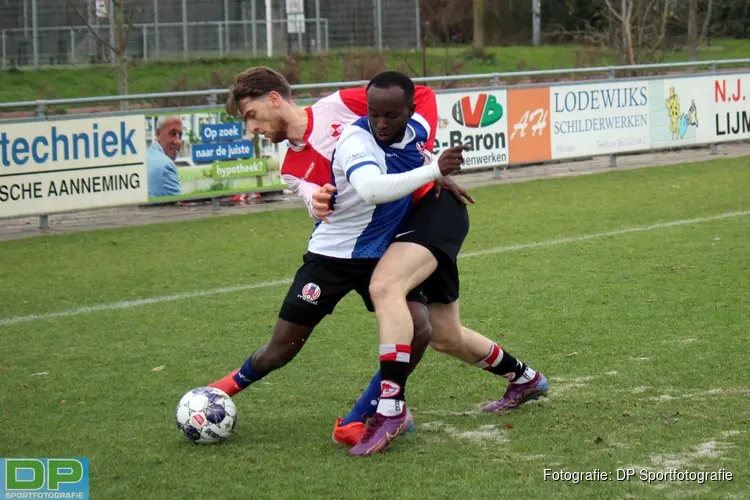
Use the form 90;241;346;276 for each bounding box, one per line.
368;276;397;305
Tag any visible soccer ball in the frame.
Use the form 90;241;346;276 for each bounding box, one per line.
175;387;237;444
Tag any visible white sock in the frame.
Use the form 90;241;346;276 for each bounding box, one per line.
376;398;404;416
511;366;537;385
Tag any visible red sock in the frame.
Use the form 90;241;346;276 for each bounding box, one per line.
209;369;241;397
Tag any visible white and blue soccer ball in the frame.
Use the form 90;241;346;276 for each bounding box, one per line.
175;387;237;444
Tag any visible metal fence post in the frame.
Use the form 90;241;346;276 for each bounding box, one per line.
142;25;148;61
36;99;49;229
219;24;224;57
31;0;38;69
710;62;718;156
70;28;75;63
608;67;617;167
375;0;383;51
153;0;160;59
182;0;188;60
491;74;502;179
315;0;321;53
1;30;6;70
251;0;257;56
414;0;421;51
224;0;230;54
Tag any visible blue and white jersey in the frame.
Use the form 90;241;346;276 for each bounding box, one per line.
306;115;432;259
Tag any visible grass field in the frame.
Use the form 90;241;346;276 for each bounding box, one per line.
2;157;749;499
1;39;750;103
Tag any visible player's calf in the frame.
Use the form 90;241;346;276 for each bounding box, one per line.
208;320;314;397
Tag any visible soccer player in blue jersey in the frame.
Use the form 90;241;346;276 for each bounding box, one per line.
310;72;548;456
208;68;546;454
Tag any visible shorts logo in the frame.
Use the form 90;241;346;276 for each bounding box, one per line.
380;380;401;398
299;282;322;305
327;121;343;139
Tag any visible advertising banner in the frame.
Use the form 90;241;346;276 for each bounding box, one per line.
145;110;287;203
649;75;713;150
435;90;509;170
0;115;148;218
707;74;750;143
550;81;651;159
507;87;552;165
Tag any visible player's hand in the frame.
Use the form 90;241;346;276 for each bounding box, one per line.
437;145;470;177
435;176;475;205
312;184;336;223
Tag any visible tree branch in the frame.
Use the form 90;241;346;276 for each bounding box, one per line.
64;0;116;53
603;0;625;23
637;0;659;47
121;0;138;53
644;0;670;61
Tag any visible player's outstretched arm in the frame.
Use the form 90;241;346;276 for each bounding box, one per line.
348;144;468;205
349;162;441;204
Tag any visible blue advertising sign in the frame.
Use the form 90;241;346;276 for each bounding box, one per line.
200;122;244;143
192;140;254;164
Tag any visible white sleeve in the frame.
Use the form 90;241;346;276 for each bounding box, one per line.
336;130;443;205
349;162;442;204
281;173;322;220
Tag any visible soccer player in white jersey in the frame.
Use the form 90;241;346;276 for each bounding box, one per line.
310;72;548;456
208;68;547;453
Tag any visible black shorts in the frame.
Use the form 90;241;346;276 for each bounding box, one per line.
279;252;427;327
393;187;470;304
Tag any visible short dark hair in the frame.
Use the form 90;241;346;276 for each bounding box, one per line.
226;66;292;118
367;71;415;104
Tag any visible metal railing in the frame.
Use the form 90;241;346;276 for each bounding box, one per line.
3;58;750;118
1;18;331;69
3;58;750;229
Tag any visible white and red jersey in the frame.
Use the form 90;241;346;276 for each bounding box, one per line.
280;86;438;218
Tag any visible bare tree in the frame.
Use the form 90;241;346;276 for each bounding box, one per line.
604;0;671;65
605;0;635;65
687;0;698;61
66;0;136;109
473;0;485;51
699;0;714;45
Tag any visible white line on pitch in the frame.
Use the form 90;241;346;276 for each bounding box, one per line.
1;209;748;328
0;280;293;327
460;210;750;258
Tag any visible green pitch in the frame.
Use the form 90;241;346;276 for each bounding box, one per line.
1;157;748;499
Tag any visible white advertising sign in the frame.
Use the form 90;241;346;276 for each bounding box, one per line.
0;115;148;218
286;0;306;34
434;90;509;170
550;81;651;159
649;73;750;149
706;73;750;143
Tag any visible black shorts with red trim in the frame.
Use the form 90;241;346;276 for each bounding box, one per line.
393;186;470;304
279;251;427;327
